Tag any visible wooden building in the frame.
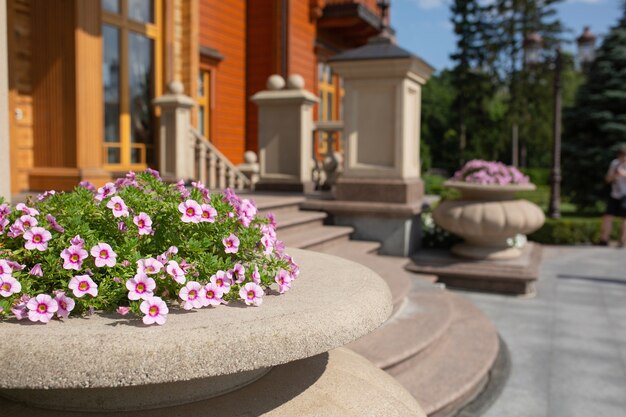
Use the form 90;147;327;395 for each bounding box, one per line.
4;0;383;194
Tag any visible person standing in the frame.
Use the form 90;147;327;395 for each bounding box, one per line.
599;146;626;246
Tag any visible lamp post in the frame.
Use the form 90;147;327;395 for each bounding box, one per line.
576;26;596;73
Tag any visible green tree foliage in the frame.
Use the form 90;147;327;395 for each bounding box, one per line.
563;5;626;211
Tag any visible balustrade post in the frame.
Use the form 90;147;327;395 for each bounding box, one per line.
0;4;10;200
198;143;207;185
152;81;196;182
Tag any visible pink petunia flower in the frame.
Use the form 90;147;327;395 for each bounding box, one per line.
200;204;217;223
203;283;225;307
222;234;240;254
107;196;129;218
0;276;21;297
166;260;186;284
133;212;153;235
16;215;38;231
236;199;257;228
178;200;202;223
23;227;52;251
0;203;11;217
79;180;97;193
46;214;65;233
37;190;56;202
90;243;117;267
0;260;13;278
261;235;274;256
11;301;28;320
210;270;232;294
275;269;292;294
61;245;88;270
54;292;75;318
70;235;85;247
95;182;117;202
26;294;58;323
140;296;168;325
137;257;164;275
126;274;156;301
29;263;43;277
239;282;264;306
16;203;39;216
68;275;98;298
116;306;130;316
0;218;8;235
179;281;205;310
232;263;246;284
176;179;191;199
251;265;261;284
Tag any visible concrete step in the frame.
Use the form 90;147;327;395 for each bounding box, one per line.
347;287;454;370
326;239;382;256
240;193;306;216
280;224;354;252
386;293;500;417
273;210;328;234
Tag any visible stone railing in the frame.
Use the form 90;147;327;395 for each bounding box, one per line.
313;120;344;190
190;128;256;191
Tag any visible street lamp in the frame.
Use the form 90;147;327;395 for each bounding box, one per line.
524;32;562;219
576;26;596;73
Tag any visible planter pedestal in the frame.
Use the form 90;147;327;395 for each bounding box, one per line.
0;249;425;416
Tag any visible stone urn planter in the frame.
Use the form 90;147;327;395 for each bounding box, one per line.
0;249;425;417
433;181;545;260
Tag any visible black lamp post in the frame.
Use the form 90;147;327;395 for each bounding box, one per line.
576;26;596;73
524;32;562;219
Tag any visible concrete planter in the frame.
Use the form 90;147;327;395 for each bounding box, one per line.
433;181;545;260
0;249;425;416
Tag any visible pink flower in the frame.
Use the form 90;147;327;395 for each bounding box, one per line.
29;263;43;277
236;199;257;227
239;282;264;306
90;243;117;267
11;302;28;320
140;296;168;325
26;294;58;323
0;218;8;235
137;258;163;275
126;274;156;301
251;265;261;284
210;270;232;294
70;235;85;247
107;196;129;218
275;269;292;294
16;203;39;216
23;227;52;251
261;235;274;256
203;283;225;307
68;275;98;298
144;168;161;180
176;179;191;199
54;292;75;318
166;260;186;284
61;245;88;270
222;234;240;254
199;204;217;223
0;276;21;297
16;215;38;231
0;260;13;278
232;263;245;284
37;190;56;202
95;182;116;202
45;214;65;233
116;306;130;316
266;212;277;228
0;203;11;217
178;199;202;223
179;281;205;310
133;212;153;235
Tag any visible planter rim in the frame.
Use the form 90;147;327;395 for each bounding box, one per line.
0;248;392;390
443;180;536;192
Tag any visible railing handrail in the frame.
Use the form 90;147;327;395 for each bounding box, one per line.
314;120;344;133
189;128;252;189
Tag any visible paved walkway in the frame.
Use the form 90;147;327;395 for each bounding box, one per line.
456;246;626;417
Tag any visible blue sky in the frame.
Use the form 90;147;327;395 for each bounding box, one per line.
391;0;623;71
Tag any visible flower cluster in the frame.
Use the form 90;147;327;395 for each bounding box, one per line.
451;160;529;185
0;170;298;325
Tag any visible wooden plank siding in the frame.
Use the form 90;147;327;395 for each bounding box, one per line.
198;0;246;164
288;0;317;99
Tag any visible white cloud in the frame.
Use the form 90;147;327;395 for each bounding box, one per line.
413;0;447;10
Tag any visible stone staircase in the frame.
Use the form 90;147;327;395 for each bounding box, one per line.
250;193;502;417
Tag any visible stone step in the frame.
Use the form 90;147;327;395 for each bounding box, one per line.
280;224;354;251
347;287;454;370
273;210;328;234
325;239;382;256
386;293;500;417
241;193;306;216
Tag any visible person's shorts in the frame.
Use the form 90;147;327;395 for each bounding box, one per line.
605;196;626;217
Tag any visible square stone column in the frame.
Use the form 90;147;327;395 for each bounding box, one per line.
251;75;319;193
0;0;11;201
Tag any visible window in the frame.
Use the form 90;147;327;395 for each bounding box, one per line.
196;70;211;140
317;62;344;156
102;0;162;169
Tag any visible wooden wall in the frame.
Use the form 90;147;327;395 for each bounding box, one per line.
199;0;246;164
288;0;317;97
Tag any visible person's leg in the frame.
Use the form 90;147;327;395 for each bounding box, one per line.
600;214;614;244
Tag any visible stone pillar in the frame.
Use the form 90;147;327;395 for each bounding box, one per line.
306;36;434;256
250;74;319;193
153;81;195;182
0;0;11;201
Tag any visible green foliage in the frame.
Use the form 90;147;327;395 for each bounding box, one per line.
420;211;462;249
520;167;550;186
563;7;626;210
529;216;621;244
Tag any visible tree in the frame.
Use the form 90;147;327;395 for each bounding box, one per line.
563;4;626;211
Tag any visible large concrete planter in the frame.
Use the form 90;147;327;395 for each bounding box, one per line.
0;249;425;416
433;181;545;260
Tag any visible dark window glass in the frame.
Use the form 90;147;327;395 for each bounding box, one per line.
131;148;142;164
102;0;120;14
128;32;154;147
199;106;205;137
107;147;121;164
128;0;153;23
198;71;204;97
103;25;120;144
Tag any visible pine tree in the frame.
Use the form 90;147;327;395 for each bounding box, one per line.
563;4;626;211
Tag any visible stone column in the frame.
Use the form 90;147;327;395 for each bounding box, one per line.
153;81;196;182
0;0;11;201
304;35;434;256
251;74;319;193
